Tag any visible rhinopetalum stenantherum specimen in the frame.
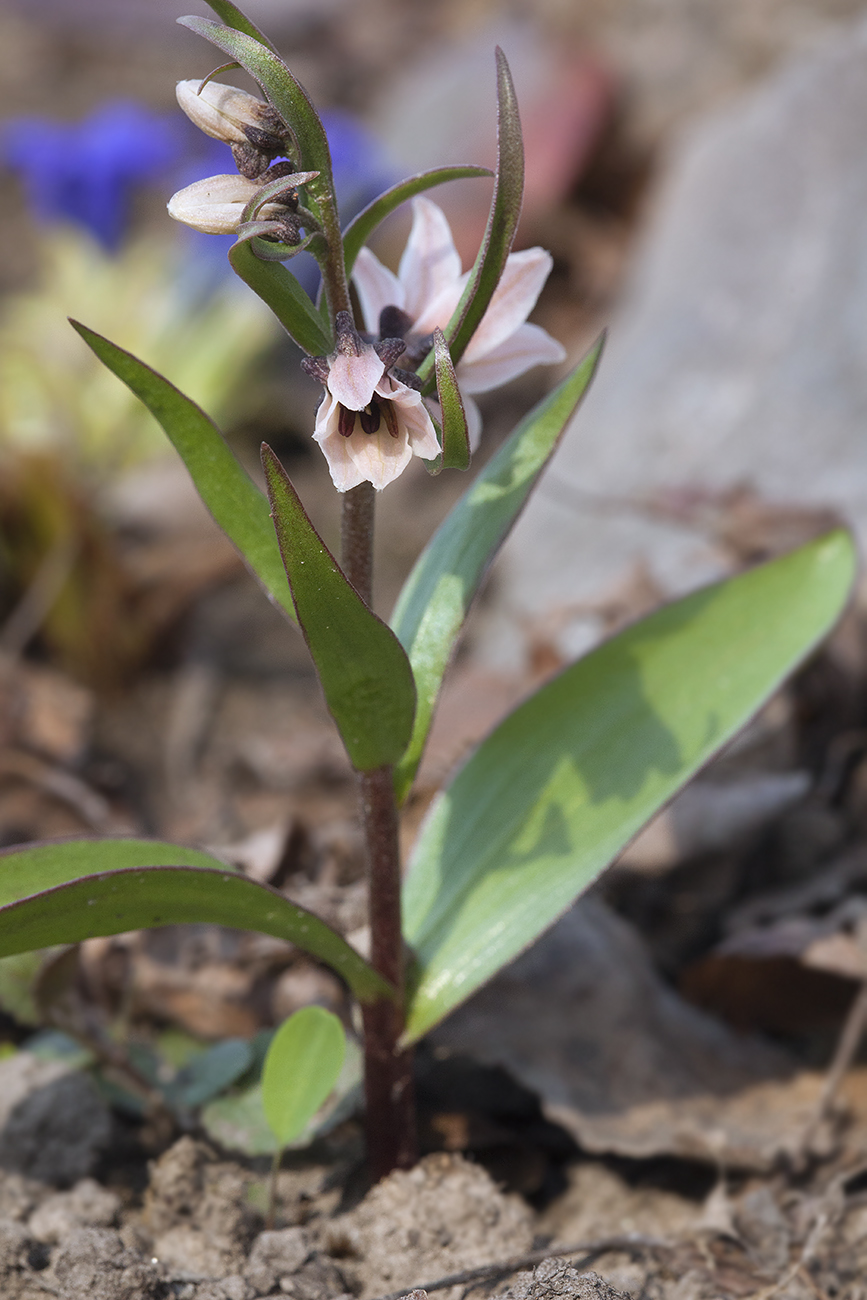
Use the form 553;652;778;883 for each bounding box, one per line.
0;0;854;1181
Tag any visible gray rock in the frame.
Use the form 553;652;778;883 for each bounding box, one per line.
51;1227;162;1300
493;20;867;666
494;1260;631;1300
0;1057;112;1186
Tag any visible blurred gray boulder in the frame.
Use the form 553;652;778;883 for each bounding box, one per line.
492;19;867;666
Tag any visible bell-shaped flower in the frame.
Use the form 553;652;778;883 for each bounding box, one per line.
167;173;282;235
303;312;440;492
353;196;566;444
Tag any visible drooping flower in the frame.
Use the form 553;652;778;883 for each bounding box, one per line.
353;196;566;444
303;312;440;492
167;168;302;242
176;79;289;178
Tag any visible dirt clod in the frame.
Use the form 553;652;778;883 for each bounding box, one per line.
494;1261;632;1300
51;1226;162;1299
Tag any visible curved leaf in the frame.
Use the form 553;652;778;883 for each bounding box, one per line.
71;322;295;622
262;447;416;771
229;242;331;354
392;339;602;802
433;328;470;472
0;863;391;1003
342;166;493;278
417;49;523;390
0;836;228;903
262;1006;346;1146
402;530;856;1041
179;17;333;187
204;0;276;49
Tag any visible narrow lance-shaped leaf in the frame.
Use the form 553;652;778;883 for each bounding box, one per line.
392;339;603;803
229;242;331;355
262;446;416;771
71;322;296;622
342;166;493;278
402;530;857;1042
416;49;523;390
0;856;391;1004
262;1007;346;1146
433;327;470;472
204;0;276;49
179;17;333;189
0;837;230;903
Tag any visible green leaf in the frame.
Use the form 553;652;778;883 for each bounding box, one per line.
392;340;602;802
166;1038;254;1110
228;242;331;354
433;328;470;472
262;446;416;771
0;857;391;1004
416;49;523;390
0;836;228;902
262;1006;345;1147
71;322;295;622
342;166;493;278
179;17;333;188
204;0;276;49
402;530;856;1042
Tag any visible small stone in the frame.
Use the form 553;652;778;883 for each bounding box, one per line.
246;1227;310;1295
51;1227;162;1300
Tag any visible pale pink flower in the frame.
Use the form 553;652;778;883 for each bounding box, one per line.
353;197;566;445
303;313;440;492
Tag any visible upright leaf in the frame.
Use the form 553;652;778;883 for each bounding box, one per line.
71;322;295;622
342;166;492;278
262;447;416;771
179;17;333;187
434;328;470;472
392;340;602;801
262;1006;346;1146
204;0;275;49
416;49;523;389
0;858;391;1004
402;531;856;1041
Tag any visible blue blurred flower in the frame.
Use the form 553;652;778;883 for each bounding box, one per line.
2;102;181;251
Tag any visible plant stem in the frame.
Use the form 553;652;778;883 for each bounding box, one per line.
340;488;417;1179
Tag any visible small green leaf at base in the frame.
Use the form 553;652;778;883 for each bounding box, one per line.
402;530;856;1042
262;1007;346;1147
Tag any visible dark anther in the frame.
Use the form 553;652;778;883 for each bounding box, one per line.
359;401;382;435
381;400;400;439
338;405;357;438
390;366;424;392
379;305;413;340
375;337;406;369
244;123;286;155
301;356;330;384
401;332;435;367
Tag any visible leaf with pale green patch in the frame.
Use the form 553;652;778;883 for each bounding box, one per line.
342;166;492;278
417;49;523;390
71;322;295;622
263;446;416;771
262;1006;346;1147
392;340;602;802
402;530;856;1042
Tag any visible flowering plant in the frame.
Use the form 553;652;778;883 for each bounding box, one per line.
0;0;854;1179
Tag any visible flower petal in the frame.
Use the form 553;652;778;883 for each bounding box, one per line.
327;340;385;410
353;247;406;335
462;248;555;363
176;79;265;144
458;322;566;394
376;376;441;461
167;173;262;234
399;198;463;324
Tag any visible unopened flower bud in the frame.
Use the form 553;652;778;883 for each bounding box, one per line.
176;79;285;149
167;173;281;234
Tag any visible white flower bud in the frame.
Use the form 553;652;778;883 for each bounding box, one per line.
167;173;280;234
176;79;281;146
